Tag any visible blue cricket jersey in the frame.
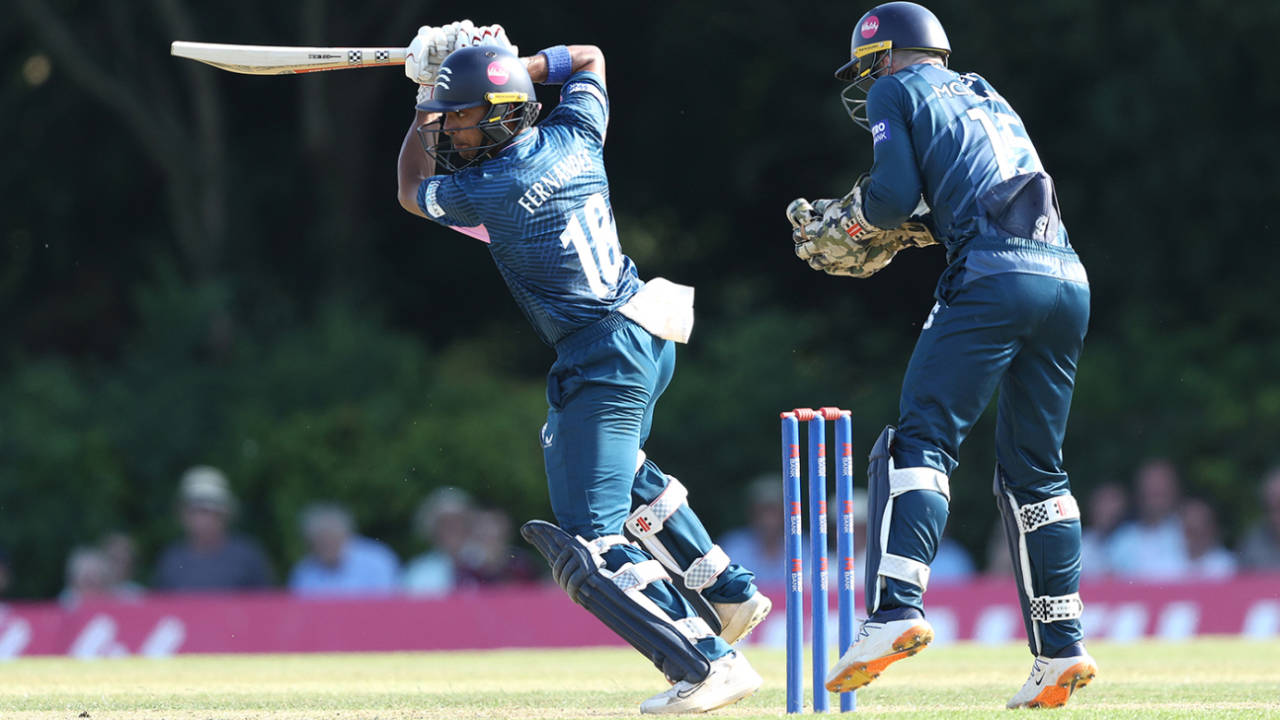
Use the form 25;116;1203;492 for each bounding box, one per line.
416;71;642;347
863;64;1086;284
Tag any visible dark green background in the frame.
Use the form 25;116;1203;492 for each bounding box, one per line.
3;0;1278;597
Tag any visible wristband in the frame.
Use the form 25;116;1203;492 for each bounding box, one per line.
538;45;572;85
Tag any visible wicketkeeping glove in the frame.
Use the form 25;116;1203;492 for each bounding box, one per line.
788;178;937;279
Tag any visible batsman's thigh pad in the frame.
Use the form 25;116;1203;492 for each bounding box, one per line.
993;466;1084;656
521;519;713;683
865;427;951;613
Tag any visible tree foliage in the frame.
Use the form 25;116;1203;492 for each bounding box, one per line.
3;0;1278;596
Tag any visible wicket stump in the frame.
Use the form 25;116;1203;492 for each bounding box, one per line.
781;407;856;713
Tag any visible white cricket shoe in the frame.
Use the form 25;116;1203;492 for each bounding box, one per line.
639;651;762;714
1006;652;1098;709
711;591;772;645
824;615;934;693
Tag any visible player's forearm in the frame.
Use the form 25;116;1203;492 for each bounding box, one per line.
522;45;605;86
864;175;923;228
397;110;439;216
864;138;925;227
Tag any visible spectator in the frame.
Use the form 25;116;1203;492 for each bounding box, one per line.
454;508;541;587
1079;483;1128;579
0;548;12;598
1105;459;1188;580
985;521;1014;578
718;477;869;589
99;532;144;598
1180;498;1237;580
845;488;869;583
58;546;114;608
930;535;976;585
404;487;473;596
1239;467;1280;571
718;477;788;588
289;503;400;597
152;466;274;592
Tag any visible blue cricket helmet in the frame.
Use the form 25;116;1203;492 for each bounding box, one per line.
836;2;951;131
835;2;951;82
415;46;542;172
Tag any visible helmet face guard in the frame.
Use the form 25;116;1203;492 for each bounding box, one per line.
840;40;894;132
417;91;541;173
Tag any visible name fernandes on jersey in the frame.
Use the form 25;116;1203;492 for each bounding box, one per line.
517;147;594;215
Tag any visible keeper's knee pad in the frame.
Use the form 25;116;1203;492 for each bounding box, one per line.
865;426;951;613
993;465;1084;656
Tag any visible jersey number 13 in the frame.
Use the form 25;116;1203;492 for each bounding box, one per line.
559;192;624;299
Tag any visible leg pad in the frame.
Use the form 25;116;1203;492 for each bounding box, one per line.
521;519;712;684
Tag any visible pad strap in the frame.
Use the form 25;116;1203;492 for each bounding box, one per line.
581;534;630;560
683;544;730;590
1017;495;1080;534
674;617;716;641
606;559;669;592
626;477;689;538
889;466;951;501
1029;592;1084;622
879;552;931;591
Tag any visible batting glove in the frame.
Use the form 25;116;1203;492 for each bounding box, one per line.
458;23;519;55
405;24;452;91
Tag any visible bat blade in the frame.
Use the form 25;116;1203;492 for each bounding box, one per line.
171;41;407;75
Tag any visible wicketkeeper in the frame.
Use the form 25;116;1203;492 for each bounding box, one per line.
395;21;769;714
787;2;1097;709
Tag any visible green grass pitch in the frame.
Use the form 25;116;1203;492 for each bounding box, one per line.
2;638;1278;719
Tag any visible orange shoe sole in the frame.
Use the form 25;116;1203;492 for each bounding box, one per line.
1021;661;1098;709
824;624;934;693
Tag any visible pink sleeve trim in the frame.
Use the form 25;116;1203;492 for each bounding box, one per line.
450;224;491;243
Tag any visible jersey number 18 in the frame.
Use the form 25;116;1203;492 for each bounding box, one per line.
559;192;624;299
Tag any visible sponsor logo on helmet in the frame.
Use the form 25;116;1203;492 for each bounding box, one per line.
487;61;509;85
436;66;453;90
861;16;880;38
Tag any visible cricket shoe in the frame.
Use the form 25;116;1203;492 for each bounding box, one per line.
824;608;934;693
639;651;762;714
711;591;772;645
1006;645;1098;709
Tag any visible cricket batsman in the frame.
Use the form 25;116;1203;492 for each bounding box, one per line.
786;2;1098;708
396;22;768;713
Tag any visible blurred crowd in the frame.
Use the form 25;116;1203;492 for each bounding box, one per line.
8;466;539;607
1065;459;1280;580
718;457;1280;589
2;457;1277;606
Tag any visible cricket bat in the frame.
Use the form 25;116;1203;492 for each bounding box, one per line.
171;41;407;75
